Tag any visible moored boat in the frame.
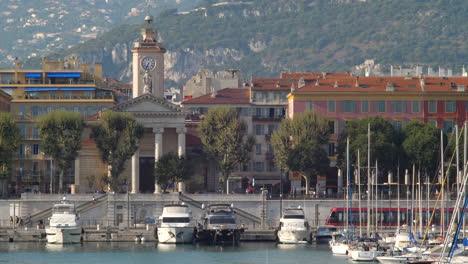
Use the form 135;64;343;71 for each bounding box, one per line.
157;203;196;244
277;207;311;244
45;197;82;244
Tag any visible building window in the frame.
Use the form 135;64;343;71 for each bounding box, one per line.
267;162;277;172
342;100;356;112
429;100;437;113
33;144;39;155
444;120;455;133
393;121;402;130
255;144;262;155
428;120;438;127
19;106;26;120
30;106;41;117
84;91;93;99
267;124;277;135
85;106;96;117
328;100;336;112
239;108;250;116
267;144;273;154
306;100;313;111
63;91;72;99
32;127;39;139
376;100;386;112
362;100;369;112
242;163;249;172
328;143;336;156
255;124;264;135
254;162;264;172
412;101;420;113
19;125;26;138
445;100;456;113
392;101;406;113
328;120;338;134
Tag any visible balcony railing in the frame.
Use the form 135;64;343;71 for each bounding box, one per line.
251;99;287;105
252;115;284;122
21;94;114;100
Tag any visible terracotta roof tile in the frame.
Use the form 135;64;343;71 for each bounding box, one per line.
296;76;468;93
182;88;250;104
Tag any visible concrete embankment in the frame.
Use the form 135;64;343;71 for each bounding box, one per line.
0;228;277;242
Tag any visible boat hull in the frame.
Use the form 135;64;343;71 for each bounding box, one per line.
350;250;382;261
196;229;242;244
46;227;82;244
331;243;349;255
277;230;311;244
157;227;195;244
376;256;419;264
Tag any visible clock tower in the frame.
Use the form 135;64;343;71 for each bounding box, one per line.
132;14;166;98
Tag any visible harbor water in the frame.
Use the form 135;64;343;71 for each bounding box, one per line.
0;242;351;264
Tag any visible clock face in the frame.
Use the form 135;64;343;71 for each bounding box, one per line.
141;57;156;71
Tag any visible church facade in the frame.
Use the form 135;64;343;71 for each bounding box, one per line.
76;15;186;193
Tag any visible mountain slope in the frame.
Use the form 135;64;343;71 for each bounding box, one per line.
23;0;468;84
0;0;198;67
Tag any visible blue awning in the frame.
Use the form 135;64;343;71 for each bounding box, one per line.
59;87;95;91
25;87;58;92
46;72;81;78
26;73;41;78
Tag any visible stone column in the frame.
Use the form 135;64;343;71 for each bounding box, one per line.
131;149;140;194
176;127;187;157
74;157;80;185
176;127;187;193
153;127;164;193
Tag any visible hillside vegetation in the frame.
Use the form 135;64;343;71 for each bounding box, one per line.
25;0;468;83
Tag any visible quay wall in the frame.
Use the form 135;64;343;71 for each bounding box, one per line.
0;193;446;230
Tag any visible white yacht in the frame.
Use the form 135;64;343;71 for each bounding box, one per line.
329;232;350;255
45;198;82;244
157;204;196;244
277;207;311;244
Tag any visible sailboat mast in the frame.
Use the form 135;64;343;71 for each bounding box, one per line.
441;129;445;236
375;160;378;235
367;123;371;236
418;169;423;237
397;167;400;232
347;137;353;241
464;122;467;238
358;149;362;237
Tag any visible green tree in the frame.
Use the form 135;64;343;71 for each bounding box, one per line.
402;121;443;176
91;111;144;192
337;116;400;180
0;113;20;197
287;142;330;194
271;111;331;194
154;152;193;192
37;110;84;193
198;106;254;193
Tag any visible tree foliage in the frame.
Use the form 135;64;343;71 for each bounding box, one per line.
403;121;443;175
337;116;401;177
37;110;84;193
197;106;254;193
154;152;193;192
91;111;144;191
271;111;331;194
0;112;20;196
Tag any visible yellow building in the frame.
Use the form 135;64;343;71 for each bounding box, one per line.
0;57;115;194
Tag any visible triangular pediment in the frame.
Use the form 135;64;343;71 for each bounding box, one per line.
111;93;183;114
